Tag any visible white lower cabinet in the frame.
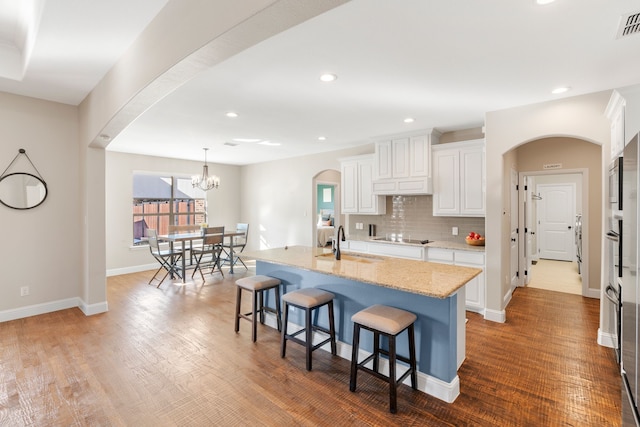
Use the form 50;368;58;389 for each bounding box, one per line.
425;247;485;314
344;240;425;260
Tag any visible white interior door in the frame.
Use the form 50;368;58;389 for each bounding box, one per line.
510;169;519;289
537;183;576;261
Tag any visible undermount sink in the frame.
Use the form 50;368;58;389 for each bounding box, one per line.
315;252;384;263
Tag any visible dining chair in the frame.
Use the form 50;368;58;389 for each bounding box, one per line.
168;224;201;261
191;226;225;281
147;229;183;287
222;223;249;270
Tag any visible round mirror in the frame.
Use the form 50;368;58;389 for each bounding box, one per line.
0;172;48;210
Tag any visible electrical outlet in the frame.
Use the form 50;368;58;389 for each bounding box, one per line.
452;227;458;236
20;286;29;296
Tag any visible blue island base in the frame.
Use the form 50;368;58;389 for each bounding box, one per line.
256;261;465;403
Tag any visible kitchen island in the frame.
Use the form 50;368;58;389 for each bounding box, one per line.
241;245;481;403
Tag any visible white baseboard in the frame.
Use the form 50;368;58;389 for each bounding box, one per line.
107;264;156;277
264;314;460;403
484;308;506;323
0;297;109;323
585;288;601;299
78;300;109;316
597;328;616;349
482;287;512;323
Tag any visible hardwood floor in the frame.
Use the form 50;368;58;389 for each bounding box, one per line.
0;269;621;426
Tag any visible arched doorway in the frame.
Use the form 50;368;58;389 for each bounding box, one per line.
509;137;602;299
312;170;341;248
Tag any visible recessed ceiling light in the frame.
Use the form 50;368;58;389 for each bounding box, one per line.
258;141;281;146
404;117;415;123
536;0;555;4
551;86;571;94
319;73;337;82
232;138;261;143
225;111;238;118
318;136;327;141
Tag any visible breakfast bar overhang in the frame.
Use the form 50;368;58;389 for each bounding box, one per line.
241;246;481;403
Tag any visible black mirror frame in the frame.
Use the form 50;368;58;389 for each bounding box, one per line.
0;172;48;210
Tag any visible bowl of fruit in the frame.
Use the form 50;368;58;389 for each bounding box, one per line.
465;232;485;246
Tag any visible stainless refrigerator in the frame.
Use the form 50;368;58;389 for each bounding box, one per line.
623;133;640;426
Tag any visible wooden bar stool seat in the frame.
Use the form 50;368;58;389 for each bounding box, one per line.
281;288;337;371
349;304;418;414
235;275;282;342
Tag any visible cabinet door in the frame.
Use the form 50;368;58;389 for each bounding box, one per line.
374;141;393;180
433;149;460;215
409;134;430;177
460;146;485;216
341;160;358;213
462;272;485;313
455;250;485;313
358;157;377;213
392;138;410;178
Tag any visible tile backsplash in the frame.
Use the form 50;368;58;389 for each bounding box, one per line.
347;195;485;243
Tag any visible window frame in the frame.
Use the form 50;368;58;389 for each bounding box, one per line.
132;173;206;246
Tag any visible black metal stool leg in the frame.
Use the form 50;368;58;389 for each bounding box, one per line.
408;324;418;389
251;289;258;342
388;335;398;414
234;286;242;333
275;287;282;332
328;301;337;355
281;302;289;358
349;323;360;392
305;307;313;371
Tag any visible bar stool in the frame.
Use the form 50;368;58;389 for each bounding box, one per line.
349;304;418;414
281;288;337;371
235;275;282;342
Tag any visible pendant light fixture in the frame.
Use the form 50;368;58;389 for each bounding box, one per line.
192;148;220;191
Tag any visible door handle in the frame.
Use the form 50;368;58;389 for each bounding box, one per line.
511;238;516;242
568;226;572;229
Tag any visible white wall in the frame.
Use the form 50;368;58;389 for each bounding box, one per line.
0;93;83;318
240;144;374;250
484;90;611;322
105;151;241;275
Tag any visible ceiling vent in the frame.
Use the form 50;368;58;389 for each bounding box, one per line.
617;11;640;39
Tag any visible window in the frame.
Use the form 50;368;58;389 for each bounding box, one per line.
132;173;206;245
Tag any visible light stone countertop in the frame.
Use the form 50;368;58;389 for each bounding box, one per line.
426;240;485;252
241;246;481;299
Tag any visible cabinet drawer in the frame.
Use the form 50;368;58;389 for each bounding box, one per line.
425;248;454;263
372;180;397;193
368;242;424;260
455;251;485;265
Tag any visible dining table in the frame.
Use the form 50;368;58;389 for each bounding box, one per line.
160;229;247;282
221;230;246;274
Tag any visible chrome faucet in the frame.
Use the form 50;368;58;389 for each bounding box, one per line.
335;225;346;260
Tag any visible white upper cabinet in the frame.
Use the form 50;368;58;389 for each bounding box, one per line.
341;154;386;215
605;90;626;160
372;130;440;195
433;139;485;217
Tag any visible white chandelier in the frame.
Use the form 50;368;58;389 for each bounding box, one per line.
192;148;220;191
